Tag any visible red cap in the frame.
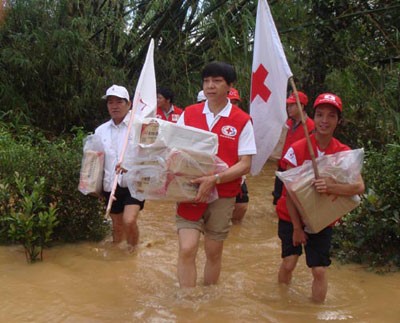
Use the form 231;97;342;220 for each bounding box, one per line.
227;88;241;101
286;91;308;106
313;93;342;112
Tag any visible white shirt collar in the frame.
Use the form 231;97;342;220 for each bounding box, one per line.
203;100;232;117
110;110;131;128
164;105;175;117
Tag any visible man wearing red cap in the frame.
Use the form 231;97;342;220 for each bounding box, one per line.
276;93;365;303
272;91;315;205
227;87;242;106
227;87;250;224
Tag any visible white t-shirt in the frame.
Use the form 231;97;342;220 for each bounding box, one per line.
94;111;133;192
284;146;326;168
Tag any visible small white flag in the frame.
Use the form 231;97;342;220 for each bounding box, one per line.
132;39;157;119
250;0;293;175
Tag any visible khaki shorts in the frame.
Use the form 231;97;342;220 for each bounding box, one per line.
176;197;235;241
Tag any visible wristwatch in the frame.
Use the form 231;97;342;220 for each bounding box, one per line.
214;173;221;184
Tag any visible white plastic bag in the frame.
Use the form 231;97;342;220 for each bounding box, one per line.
78;134;105;197
132;117;219;155
276;149;364;233
126;147;228;202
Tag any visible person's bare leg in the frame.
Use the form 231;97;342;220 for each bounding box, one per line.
203;237;224;285
177;228;200;288
278;254;299;284
110;213;124;243
122;204;140;246
311;266;328;303
231;202;248;224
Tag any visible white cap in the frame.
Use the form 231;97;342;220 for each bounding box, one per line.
197;90;207;102
102;85;130;101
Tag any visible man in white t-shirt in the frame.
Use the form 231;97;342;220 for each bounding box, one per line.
95;85;145;248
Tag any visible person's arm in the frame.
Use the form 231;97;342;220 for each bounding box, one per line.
192;155;252;203
312;175;365;196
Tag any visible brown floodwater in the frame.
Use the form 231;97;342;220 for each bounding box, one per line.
1;161;399;322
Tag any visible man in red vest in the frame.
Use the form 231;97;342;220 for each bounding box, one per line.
156;87;183;123
227;87;250;224
272;91;314;205
276;93;365;302
175;61;257;288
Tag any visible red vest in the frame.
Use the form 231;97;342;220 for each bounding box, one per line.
279;117;315;169
276;134;350;223
156;105;183;123
177;102;250;220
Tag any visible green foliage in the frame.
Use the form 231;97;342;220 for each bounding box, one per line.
2;174;58;263
1;0;398;145
0;0;119;134
325;63;400;148
0;0;259;133
332;144;400;270
0;124;109;244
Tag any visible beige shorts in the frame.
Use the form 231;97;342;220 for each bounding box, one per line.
176;197;235;241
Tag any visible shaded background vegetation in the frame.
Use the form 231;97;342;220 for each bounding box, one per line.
0;0;399;268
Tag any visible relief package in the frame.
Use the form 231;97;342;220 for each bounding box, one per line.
78;134;105;197
131;117;219;154
125;118;227;202
276;149;364;233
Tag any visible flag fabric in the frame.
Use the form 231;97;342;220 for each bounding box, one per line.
132;38;157;119
250;0;293;175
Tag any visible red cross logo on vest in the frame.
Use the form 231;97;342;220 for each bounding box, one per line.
251;64;271;103
222;125;237;137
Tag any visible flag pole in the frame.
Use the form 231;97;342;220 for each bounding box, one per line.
105;39;155;217
289;77;319;179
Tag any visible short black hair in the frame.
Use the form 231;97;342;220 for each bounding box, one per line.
201;61;237;85
157;87;174;103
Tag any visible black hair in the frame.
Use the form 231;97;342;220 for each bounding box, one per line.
201;61;237;85
157;87;174;103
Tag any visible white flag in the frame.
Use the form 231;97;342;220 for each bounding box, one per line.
132;38;157;119
250;0;293;175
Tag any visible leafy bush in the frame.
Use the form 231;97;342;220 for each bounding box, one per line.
332;144;400;270
2;174;58;262
0;124;109;244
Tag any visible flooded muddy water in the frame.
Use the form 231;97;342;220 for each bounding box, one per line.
1;162;399;322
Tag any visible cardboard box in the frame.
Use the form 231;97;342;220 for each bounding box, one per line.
126;118;226;202
78;150;104;197
277;149;364;233
133;117;219;155
166;149;219;177
286;172;360;233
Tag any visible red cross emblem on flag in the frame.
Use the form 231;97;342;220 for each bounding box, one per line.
251;64;271;103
